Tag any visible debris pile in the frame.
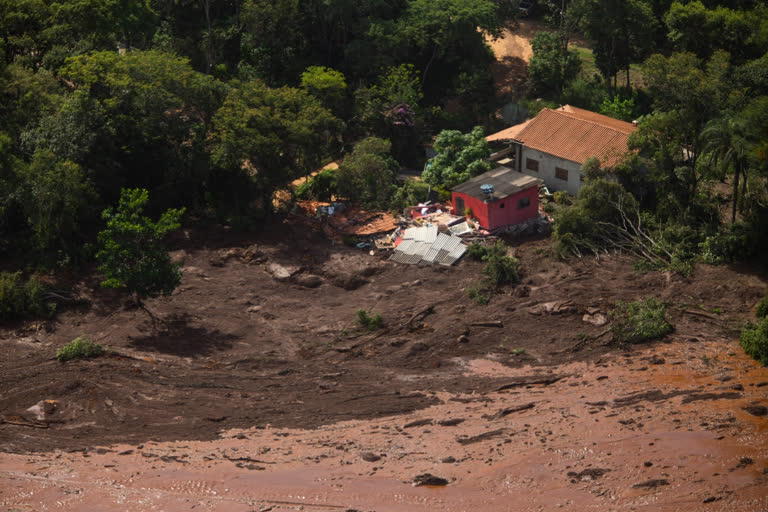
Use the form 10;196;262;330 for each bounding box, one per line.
390;226;466;266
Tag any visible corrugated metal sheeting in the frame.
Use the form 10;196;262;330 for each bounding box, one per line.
390;228;466;266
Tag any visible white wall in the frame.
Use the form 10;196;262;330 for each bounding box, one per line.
518;148;582;196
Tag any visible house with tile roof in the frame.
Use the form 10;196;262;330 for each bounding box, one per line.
486;105;637;195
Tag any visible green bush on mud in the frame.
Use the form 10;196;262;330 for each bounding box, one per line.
755;295;768;319
739;317;768;366
56;337;104;362
466;282;492;305
356;309;384;330
0;271;48;322
609;298;673;344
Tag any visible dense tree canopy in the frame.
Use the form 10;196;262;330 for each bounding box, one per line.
0;0;765;274
422;127;492;189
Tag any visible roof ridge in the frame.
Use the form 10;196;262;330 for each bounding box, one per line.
551;107;635;134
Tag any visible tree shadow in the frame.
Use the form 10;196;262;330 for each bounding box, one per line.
491;55;529;101
128;313;237;357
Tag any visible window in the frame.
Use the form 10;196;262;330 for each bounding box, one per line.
526;158;539;172
517;197;530;209
454;196;465;216
555;167;569;181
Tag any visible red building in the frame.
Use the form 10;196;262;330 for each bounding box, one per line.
451;167;540;231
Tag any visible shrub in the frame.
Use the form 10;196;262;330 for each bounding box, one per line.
756;296;768;319
466;242;487;261
739;318;768;366
609;298;673;344
482;249;520;287
295;168;338;201
553;191;571;205
466;241;520;304
356;309;384;330
56;337;104;362
0;272;48;322
466;282;492;305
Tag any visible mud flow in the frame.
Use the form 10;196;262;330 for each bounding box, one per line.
1;224;766;510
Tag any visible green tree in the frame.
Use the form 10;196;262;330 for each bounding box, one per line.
300;65;347;114
210;80;340;213
240;0;305;85
665;1;768;64
422;127;492;189
599;94;636;121
96;188;184;311
577;0;658;90
16;150;95;257
631;51;731;218
55;50;225;207
336;137;398;208
528;31;581;95
701;116;750;225
400;0;500;85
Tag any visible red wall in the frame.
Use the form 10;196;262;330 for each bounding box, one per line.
452;186;538;230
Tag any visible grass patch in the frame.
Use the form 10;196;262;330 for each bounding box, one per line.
609;298;673;344
56;337;104;362
356;309;384;330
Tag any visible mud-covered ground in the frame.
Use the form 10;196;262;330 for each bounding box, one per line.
1;217;767;510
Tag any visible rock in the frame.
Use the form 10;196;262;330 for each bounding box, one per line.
246;305;262;313
441;456;456;463
437;418;465;426
332;274;368;290
406;342;428;356
567;468;610;481
412;473;449;486
243;245;267;263
295;274;323;288
742;405;767;417
457;334;469;343
25;400;57;421
514;285;530;298
582;312;607;326
182;266;207;278
528;301;576;315
648;356;666;365
644;461;653;467
266;263;300;281
360;452;381;463
403;419;433;428
632;479;669;489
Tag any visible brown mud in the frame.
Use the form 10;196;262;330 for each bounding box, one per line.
1;219;767;510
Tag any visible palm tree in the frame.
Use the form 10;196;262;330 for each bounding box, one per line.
702;116;749;225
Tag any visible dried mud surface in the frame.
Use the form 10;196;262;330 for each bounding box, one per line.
1;220;767;511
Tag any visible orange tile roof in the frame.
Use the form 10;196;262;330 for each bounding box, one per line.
488;105;636;168
329;208;398;236
485;119;531;142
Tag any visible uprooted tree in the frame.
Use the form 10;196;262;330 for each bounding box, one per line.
96;188;185;325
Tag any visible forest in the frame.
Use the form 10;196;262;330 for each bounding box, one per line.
0;0;766;277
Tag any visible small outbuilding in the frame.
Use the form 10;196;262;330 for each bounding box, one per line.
451;167;540;231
